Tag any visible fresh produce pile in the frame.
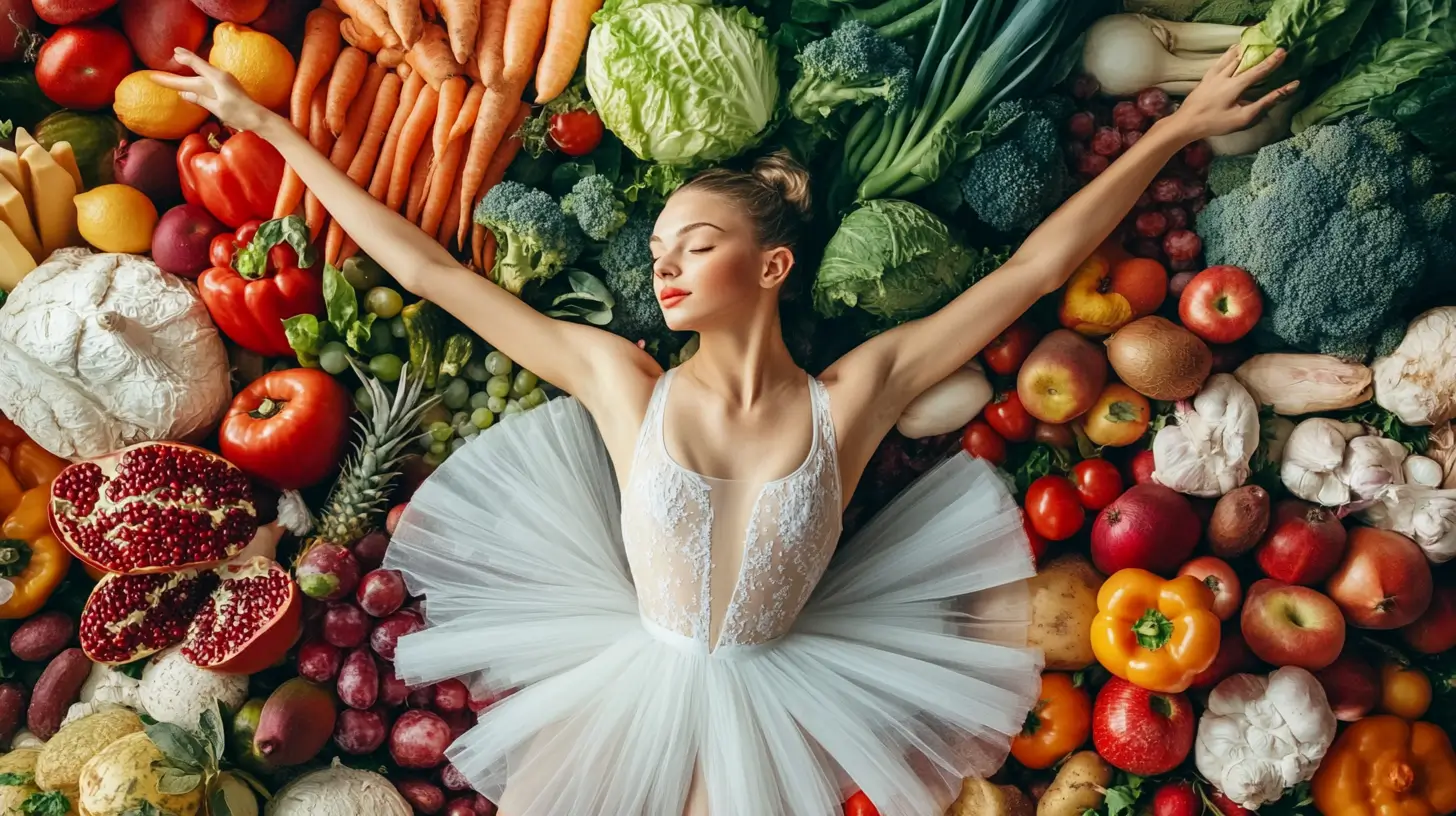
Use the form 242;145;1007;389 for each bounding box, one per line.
0;0;1455;813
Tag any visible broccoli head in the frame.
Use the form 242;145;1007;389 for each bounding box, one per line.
959;96;1073;234
599;215;670;344
1197;115;1456;361
562;174;628;242
474;181;583;295
787;20;913;126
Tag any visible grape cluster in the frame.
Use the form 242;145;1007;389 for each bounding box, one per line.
413;351;548;466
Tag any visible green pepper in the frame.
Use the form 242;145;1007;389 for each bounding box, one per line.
439;334;475;380
401;300;444;389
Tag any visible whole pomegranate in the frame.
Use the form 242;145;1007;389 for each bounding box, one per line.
1091;484;1200;576
295;543;361;601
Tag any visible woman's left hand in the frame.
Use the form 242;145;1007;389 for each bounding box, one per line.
151;48;277;134
1167;45;1299;141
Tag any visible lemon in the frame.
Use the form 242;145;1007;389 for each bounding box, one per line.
113;70;211;140
75;185;158;254
209;23;296;111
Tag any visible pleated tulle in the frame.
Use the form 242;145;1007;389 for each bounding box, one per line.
385;397;1043;816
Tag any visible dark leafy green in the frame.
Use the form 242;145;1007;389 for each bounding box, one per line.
1293;38;1451;131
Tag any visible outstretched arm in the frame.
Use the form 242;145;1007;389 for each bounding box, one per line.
823;45;1297;441
155;49;659;415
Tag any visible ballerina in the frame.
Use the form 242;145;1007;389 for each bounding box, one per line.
159;43;1297;816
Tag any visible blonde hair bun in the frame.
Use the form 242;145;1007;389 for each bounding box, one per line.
751;150;813;220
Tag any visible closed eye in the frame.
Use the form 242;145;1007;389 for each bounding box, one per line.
689;246;715;254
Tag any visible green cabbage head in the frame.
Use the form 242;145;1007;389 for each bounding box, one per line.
813;199;996;324
585;0;779;166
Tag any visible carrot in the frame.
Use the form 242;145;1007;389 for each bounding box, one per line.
304;84;337;236
455;92;527;245
325;47;368;135
475;0;508;83
293;8;343;132
335;0;401;48
346;71;402;188
436;166;465;246
387;83;438;210
386;0;423;48
437;0;480;65
471;223;489;271
535;0;601;102
421;125;468;238
433;75;467;158
340;17;383;52
449;82;484;143
368;71;424;204
329;62;388;170
378;45;406;67
406;21;460;90
501;0;550;86
405;140;436;224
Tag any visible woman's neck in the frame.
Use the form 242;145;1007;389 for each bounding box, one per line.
681;308;799;410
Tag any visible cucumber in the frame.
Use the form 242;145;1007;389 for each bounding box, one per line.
0;69;60;135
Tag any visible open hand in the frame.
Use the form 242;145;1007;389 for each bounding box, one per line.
1168;46;1299;141
151;48;275;134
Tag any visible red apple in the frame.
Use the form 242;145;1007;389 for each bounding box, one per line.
1016;330;1109;424
1401;584;1456;654
1178;265;1263;344
1313;648;1380;722
1255;500;1348;586
1326;528;1433;630
1127;449;1157;486
1240;579;1346;671
1179;556;1242;621
1152;781;1200;816
1092;677;1195;776
1190;625;1260;690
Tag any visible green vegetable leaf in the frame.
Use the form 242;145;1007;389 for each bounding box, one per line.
21;791;71;816
1293;38;1451;132
1370;66;1456;158
154;767;203;796
0;772;33;786
1107;401;1139;423
1133;609;1175;650
0;121;11;141
283;314;323;361
120;802;171;816
1103;773;1145;816
119;658;149;681
345;313;379;355
209;786;234;816
323;263;360;337
1340;402;1430;454
1239;0;1382;82
199;699;226;764
1012;443;1073;496
229;770;272;801
145;722;209;774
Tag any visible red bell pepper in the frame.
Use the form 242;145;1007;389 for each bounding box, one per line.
178;124;287;228
198;216;324;358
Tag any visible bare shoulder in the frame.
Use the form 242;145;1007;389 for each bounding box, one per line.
571;332;664;459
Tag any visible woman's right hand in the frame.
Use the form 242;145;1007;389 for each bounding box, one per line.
151;48;276;134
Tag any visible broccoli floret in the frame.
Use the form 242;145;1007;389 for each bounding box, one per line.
599;215;670;344
561;174;627;242
474;180;583;295
1197;115;1456;361
959;97;1072;234
1207;154;1256;197
787;20;913;126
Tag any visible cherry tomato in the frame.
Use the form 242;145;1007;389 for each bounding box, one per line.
981;318;1042;376
1126;449;1157;486
961;420;1007;465
550;110;605;156
984;392;1034;443
209;232;238;269
844;791;879;816
1024;475;1086;541
1072;459;1124;510
1021;511;1048;564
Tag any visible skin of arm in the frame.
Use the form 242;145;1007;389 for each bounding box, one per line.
158;49;660;432
822;45;1299;472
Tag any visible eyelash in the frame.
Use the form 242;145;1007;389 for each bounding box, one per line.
689;246;714;254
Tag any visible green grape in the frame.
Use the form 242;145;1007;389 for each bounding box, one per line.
484;351;512;376
428;421;454;443
485;374;511;399
510;370;539;398
368;353;403;383
452;410;470;426
486;396;507;414
469;391;492;410
458;421;480;438
341;255;387;291
417;403;451;430
471;407;495;430
443;378;471;410
464;361;490;382
319;342;350;375
450;438;467;453
365;287;405;319
366;319;395;355
423;449;446;467
389;315;408;339
523;387;547;408
503;400;523;416
353;386;373;414
428;440;448;456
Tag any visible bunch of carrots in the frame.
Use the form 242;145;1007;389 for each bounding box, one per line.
270;0;602;272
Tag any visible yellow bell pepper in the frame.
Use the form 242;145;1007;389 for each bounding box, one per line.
1090;568;1220;693
0;482;72;619
1312;715;1456;816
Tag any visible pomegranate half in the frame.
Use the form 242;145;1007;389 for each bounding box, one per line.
183;556;302;674
79;569;219;665
50;442;258;575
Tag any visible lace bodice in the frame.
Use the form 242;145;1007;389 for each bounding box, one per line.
620;369;843;652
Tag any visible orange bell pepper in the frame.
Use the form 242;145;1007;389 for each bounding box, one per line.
1011;672;1092;769
0;483;71;619
1090;568;1220;693
0;415;68;490
1312;715;1456;816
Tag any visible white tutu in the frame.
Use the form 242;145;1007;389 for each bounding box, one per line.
386;397;1043;816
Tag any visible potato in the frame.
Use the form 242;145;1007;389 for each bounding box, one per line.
1036;751;1112;816
1026;555;1103;670
947;778;1034;816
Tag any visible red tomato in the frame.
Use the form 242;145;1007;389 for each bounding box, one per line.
1021;511;1048;564
1072;459;1124;510
981;318;1041;376
209;232;239;269
34;24;135;110
844;791;879;816
1025;475;1086;541
550;110;605;157
961;420;1007;465
1127;448;1157;485
219;369;354;491
984;392;1034;442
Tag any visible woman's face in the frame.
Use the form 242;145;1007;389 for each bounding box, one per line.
650;188;793;332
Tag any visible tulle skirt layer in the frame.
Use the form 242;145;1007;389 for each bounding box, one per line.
385;398;1044;816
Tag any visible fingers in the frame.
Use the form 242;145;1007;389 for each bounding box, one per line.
1214;44;1240;76
1248;80;1300;118
1239;47;1287;86
149;72;210;96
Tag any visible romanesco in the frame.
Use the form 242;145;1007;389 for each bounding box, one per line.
787;20;913;126
1196;115;1456;361
473;181;583;295
600;215;670;344
562;174;628;242
959;97;1073;234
